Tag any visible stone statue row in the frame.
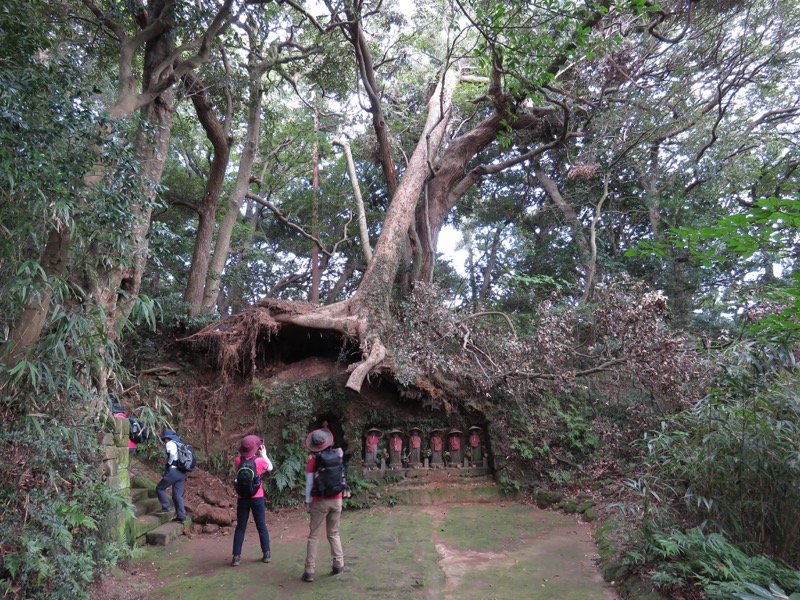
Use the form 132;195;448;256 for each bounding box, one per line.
363;426;487;469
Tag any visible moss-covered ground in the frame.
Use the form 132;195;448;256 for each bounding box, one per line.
110;502;616;600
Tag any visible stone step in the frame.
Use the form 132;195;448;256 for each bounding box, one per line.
131;474;157;489
134;497;162;518
145;519;191;547
132;512;174;545
131;487;151;503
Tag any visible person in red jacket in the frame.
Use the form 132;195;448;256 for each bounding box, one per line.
231;435;274;567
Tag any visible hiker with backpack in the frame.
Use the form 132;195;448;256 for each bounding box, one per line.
301;428;346;583
155;429;190;524
231;435;274;567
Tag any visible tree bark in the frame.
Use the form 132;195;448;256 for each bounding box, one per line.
182;68;232;316
532;158;594;294
3;225;71;364
334;137;372;265
202;70;264;311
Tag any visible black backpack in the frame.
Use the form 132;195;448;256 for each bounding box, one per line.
234;456;262;498
174;441;197;472
311;449;344;498
128;418;150;444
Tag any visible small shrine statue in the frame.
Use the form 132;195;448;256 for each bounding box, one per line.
388;429;404;468
430;429;444;466
364;427;382;468
448;429;463;465
468;426;483;466
408;427;422;466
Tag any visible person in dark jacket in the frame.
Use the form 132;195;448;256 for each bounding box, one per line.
155;429;186;524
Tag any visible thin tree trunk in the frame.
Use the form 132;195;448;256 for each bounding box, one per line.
310;107;321;304
325;257;357;305
4;0;232;370
532;158;594;297
478;226;503;304
334;137;372;264
202;71;264;310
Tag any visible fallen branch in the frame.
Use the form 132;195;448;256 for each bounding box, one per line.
138;366;181;375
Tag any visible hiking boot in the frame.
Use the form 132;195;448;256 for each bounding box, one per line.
171;517;185;524
231;556;241;567
262;551;271;563
331;566;345;575
301;572;315;582
156;508;171;514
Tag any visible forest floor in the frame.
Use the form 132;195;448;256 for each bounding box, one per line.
90;500;618;600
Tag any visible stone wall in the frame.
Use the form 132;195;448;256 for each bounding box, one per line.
99;416;132;541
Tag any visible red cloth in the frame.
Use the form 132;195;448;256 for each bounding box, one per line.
366;434;379;452
306;455;343;501
431;436;442;452
449;436;461;451
410;434;421;449
390;436;402;452
470;434;480;447
234;455;270;499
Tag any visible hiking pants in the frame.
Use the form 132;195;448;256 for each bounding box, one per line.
232;496;270;556
156;467;186;519
304;497;344;574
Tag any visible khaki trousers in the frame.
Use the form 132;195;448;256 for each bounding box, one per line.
304;497;344;573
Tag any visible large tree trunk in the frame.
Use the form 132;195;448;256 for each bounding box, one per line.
415;112;504;282
271;67;460;392
3;225;71;364
88;22;176;335
351;68;460;314
182;69;232;316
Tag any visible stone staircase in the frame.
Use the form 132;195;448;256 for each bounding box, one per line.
129;473;191;546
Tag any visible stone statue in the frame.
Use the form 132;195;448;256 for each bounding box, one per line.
364;428;382;468
388;429;404;468
429;429;444;466
468;426;483;466
448;430;463;465
408;427;422;466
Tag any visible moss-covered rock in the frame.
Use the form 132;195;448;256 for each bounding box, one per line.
559;499;579;514
534;489;564;509
582;508;599;521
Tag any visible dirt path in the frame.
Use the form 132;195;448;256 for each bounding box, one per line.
92;502;618;600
